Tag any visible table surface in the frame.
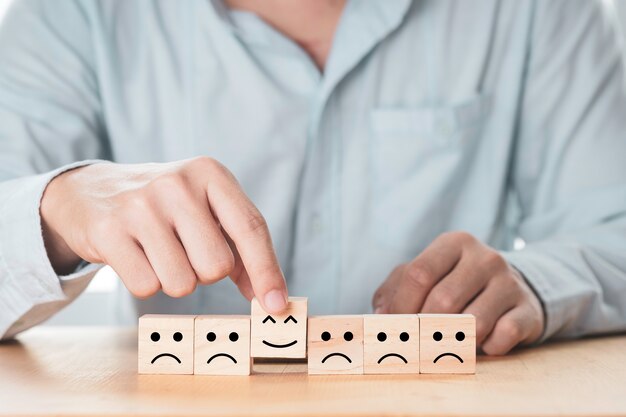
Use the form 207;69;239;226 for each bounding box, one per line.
1;327;625;417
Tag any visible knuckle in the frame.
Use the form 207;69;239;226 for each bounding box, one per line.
498;317;524;341
429;288;457;312
441;230;475;246
456;231;476;245
195;156;230;179
89;215;123;241
123;190;153;214
240;210;269;237
197;257;235;284
481;251;507;271
120;192;159;227
188;155;218;170
151;172;187;193
404;264;433;290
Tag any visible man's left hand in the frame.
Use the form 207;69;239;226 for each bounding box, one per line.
372;231;545;355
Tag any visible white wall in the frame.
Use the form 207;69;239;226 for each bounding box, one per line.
0;0;10;21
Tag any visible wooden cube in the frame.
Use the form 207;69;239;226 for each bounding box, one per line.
307;316;363;375
419;314;476;374
194;315;251;376
138;314;195;375
363;314;419;374
250;297;307;358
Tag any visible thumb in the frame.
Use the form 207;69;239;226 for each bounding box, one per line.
372;264;406;314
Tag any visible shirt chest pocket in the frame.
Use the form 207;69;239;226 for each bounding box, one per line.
368;94;491;252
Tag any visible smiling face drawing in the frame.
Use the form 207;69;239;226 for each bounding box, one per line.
308;316;364;375
363;315;420;374
138;315;195;375
260;314;299;348
419;314;476;374
250;297;307;358
194;315;251;375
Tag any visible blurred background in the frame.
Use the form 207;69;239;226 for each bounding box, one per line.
0;0;625;326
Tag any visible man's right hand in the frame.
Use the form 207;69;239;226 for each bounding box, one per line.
40;157;288;313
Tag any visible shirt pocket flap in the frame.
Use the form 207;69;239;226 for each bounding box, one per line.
370;94;491;146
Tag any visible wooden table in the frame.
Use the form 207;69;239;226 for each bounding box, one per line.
1;327;625;417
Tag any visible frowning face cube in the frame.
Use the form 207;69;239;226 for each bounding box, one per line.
194;315;251;376
307;316;364;375
138;315;195;374
419;314;476;374
250;297;307;358
364;315;419;374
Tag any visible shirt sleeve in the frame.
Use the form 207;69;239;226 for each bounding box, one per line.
0;0;110;339
503;0;626;341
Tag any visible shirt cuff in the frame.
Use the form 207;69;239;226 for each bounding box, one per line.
0;160;104;337
501;249;574;343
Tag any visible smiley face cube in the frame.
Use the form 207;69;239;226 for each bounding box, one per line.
307;316;364;375
419;314;476;374
194;315;251;376
138;314;195;374
363;314;420;374
250;297;307;358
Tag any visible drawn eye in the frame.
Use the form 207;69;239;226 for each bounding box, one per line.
433;331;443;342
262;315;276;324
377;332;387;342
344;331;354;341
207;332;216;342
400;332;409;342
173;332;183;342
321;331;331;341
455;331;465;341
229;332;239;342
284;315;297;324
150;332;160;342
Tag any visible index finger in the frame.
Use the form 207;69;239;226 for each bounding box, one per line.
388;233;464;313
205;164;288;313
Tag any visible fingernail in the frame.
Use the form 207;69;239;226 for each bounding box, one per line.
374;306;386;314
264;289;287;313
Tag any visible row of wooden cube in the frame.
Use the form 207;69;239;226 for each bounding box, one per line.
139;301;475;376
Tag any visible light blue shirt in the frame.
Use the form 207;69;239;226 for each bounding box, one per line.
1;0;625;341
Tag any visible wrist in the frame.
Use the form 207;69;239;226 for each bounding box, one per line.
40;169;83;274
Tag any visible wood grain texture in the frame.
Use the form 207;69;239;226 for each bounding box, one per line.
363;314;419;374
419;314;476;374
1;327;626;416
194;315;250;376
138;315;195;375
250;297;307;358
308;316;364;375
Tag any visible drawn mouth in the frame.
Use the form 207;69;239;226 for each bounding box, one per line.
262;340;298;349
207;353;237;364
321;352;352;363
377;353;408;364
151;353;181;364
433;352;464;363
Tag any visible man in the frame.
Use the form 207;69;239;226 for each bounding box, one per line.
0;0;625;355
